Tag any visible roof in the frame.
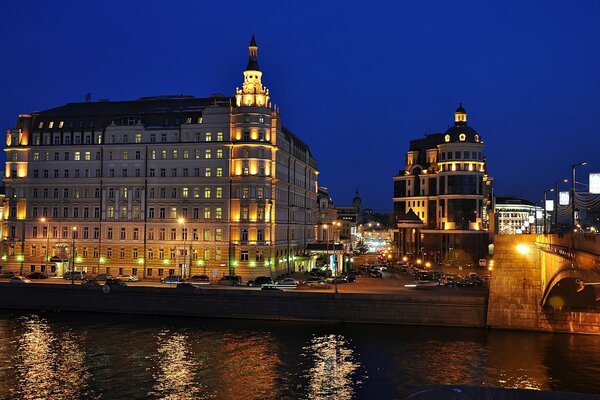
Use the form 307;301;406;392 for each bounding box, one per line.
33;95;232;118
249;34;257;47
443;124;481;143
396;209;424;224
495;196;536;207
455;102;466;113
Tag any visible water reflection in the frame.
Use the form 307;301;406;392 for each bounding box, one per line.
149;330;204;399
213;332;282;399
302;334;365;400
11;315;93;400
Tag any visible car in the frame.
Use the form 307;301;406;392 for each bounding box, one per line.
261;278;298;290
93;273;114;281
105;278;127;287
370;270;383;278
161;275;184;284
176;282;198;292
345;273;356;283
302;277;325;285
439;274;457;286
0;271;16;278
404;280;439;289
326;276;347;284
9;276;31;284
82;279;100;286
187;275;211;286
217;275;243;286
26;272;48;279
247;276;273;287
64;271;87;280
117;274;139;282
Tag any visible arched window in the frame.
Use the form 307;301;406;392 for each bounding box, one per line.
459;133;466;141
444;134;450;142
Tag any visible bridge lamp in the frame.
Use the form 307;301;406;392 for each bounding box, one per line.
516;244;530;255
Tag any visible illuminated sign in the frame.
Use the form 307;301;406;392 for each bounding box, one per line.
536;210;543;219
545;200;554;212
590;173;600;194
559;191;570;206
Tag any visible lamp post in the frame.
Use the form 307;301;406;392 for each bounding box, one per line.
543;189;554;234
40;217;50;274
178;217;187;279
71;226;77;285
572;162;588;231
323;224;329;273
552;178;568;233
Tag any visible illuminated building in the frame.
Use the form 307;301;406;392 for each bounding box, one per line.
494;196;544;235
2;36;319;279
392;104;493;264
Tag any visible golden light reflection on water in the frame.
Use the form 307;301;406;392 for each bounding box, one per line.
213;332;282;400
302;334;365;400
11;315;92;400
149;330;206;400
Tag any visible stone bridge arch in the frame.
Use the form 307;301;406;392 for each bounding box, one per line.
540;265;600;309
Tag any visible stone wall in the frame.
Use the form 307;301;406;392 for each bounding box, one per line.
487;235;600;334
0;284;487;328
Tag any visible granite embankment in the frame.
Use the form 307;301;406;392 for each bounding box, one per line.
0;283;486;327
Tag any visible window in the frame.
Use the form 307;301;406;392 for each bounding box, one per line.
215;228;222;241
257;187;264;199
216;149;223;159
216;132;223;141
203;229;210;241
204;188;211;198
242;187;249;198
216;168;223;177
205;132;212;141
204;207;211;219
444;134;450;142
241;229;248;242
241;251;249;262
216;187;223;198
205;168;211;177
183;187;189;198
257;229;264;242
205;149;212;159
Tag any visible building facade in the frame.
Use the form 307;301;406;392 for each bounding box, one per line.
392;104;492;264
494;196;544;235
3;36;319;280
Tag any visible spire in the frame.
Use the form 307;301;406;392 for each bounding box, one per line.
236;35;269;107
246;34;260;71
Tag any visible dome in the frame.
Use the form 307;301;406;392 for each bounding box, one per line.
455;103;466;113
443;124;482;143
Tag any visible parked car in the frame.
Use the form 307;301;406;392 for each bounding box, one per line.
117;274;139;282
93;273;113;281
439;274;457;286
326;276;347;284
302;277;325;285
161;275;184;284
187;275;211;286
9;276;31;284
26;272;48;279
176;282;198;292
0;271;16;278
247;276;273;287
271;278;298;289
345;273;356;283
370;270;383;278
82;279;100;286
218;275;242;286
64;271;87;280
105;278;127;287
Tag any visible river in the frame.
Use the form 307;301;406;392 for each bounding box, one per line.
0;311;598;399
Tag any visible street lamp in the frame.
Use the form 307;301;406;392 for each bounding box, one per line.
178;217;188;279
572;162;588;231
71;226;77;285
40;217;50;273
554;178;568;232
543;189;554;234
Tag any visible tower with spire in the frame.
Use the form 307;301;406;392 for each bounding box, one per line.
236;35;270;107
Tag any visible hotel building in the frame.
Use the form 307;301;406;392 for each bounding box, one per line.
392;104;493;265
2;36;319;280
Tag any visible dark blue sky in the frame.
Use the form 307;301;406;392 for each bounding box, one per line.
1;1;599;212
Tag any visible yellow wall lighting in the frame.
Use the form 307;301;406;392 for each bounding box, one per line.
516;244;530;255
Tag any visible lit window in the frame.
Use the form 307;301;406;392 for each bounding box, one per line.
205;149;212;159
444;134;450;142
216;168;223;177
459;134;466;141
216;187;223;198
217;132;223;141
216;149;223;159
205;132;212;142
204;188;211;198
204;208;211;219
58;121;64;128
475;134;479;142
49;121;54;129
205;168;211;177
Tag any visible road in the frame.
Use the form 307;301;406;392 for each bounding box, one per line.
0;271;488;298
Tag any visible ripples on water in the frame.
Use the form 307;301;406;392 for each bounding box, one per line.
0;312;599;399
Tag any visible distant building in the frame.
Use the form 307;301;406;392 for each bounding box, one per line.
2;36;319;279
494;196;544;234
392;104;493;264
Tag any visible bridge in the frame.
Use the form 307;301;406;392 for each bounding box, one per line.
487;234;600;334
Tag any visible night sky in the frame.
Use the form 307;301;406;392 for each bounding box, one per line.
1;1;599;212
